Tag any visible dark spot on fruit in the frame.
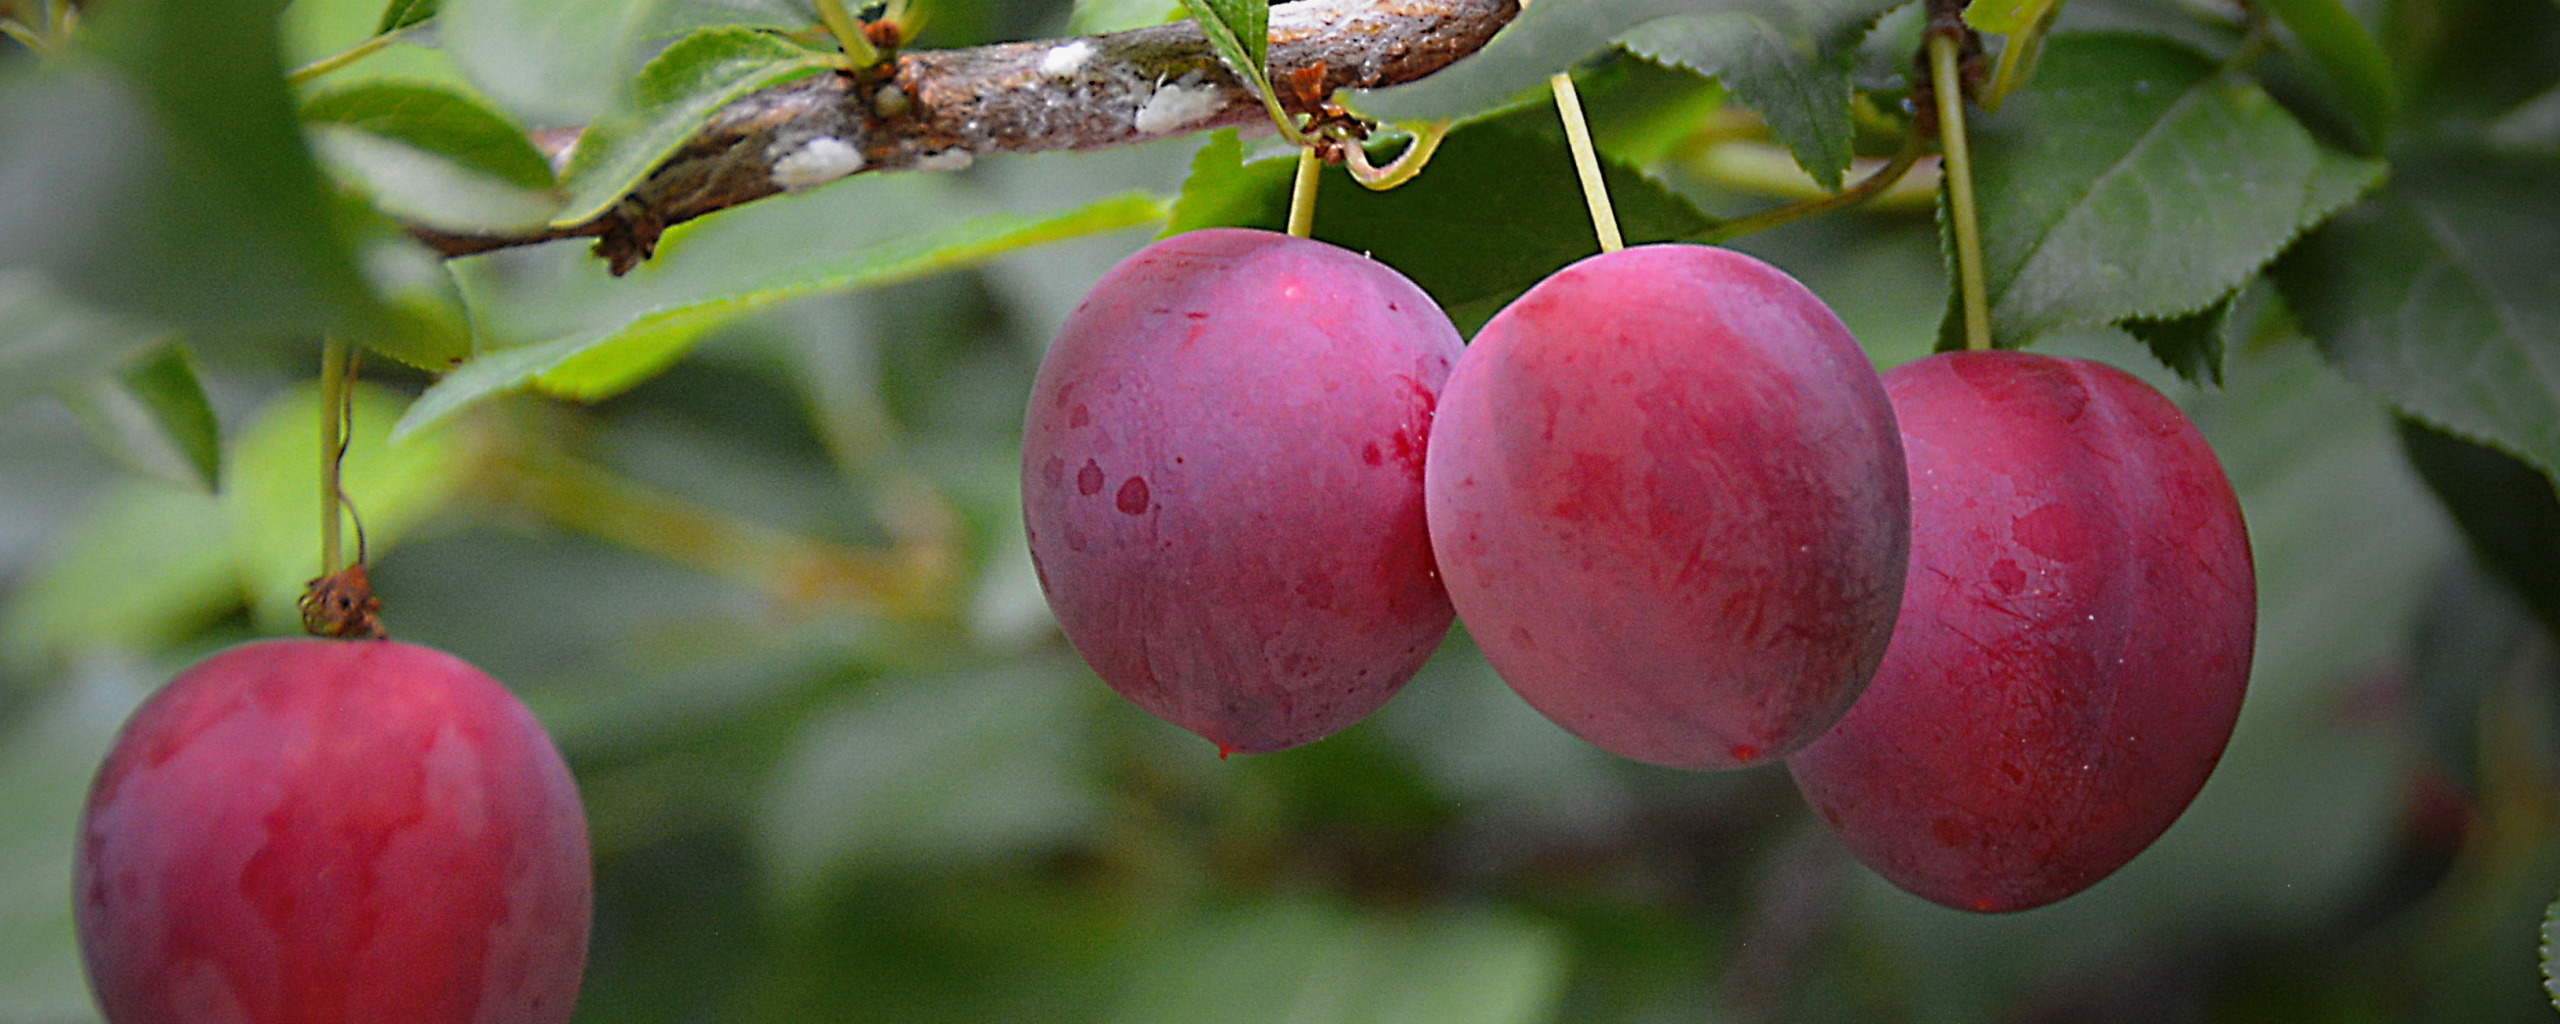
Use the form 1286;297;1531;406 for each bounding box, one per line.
1041;456;1066;489
1988;558;2026;593
1931;817;1971;848
1077;460;1104;496
1068;405;1091;428
1729;744;1761;763
1116;477;1150;515
1362;442;1382;466
1185;311;1209;320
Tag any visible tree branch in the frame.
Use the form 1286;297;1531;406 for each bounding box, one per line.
413;0;1521;273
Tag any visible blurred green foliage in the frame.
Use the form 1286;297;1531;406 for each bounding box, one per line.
4;0;2560;1020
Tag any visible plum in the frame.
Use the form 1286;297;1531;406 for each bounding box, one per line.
1788;351;2254;913
1021;228;1465;754
76;638;591;1024
1424;244;1909;770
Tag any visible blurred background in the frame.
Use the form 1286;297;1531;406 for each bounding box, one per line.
5;0;2560;1020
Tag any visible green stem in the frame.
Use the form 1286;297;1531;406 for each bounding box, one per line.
287;28;404;85
1550;71;1623;253
0;18;45;53
318;336;351;576
1342;121;1448;191
1930;33;1993;352
1286;147;1321;238
816;0;881;66
1702;131;1930;243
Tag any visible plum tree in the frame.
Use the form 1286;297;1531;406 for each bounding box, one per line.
1020;227;1466;754
75;639;591;1024
1788;350;2255;913
1423;244;1910;770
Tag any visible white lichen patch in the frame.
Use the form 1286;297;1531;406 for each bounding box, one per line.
1041;40;1096;77
770;136;865;192
1134;73;1224;134
916;149;975;172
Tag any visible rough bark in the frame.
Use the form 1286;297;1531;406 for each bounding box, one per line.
413;0;1521;272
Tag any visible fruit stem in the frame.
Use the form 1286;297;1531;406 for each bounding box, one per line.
1930;32;1993;352
1287;146;1321;238
318;335;351;577
816;0;882;67
1550;71;1624;253
287;27;405;85
1702;129;1931;243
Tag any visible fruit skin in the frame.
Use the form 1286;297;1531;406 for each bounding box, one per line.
1424;244;1909;770
75;638;591;1024
1788;351;2255;913
1021;228;1464;753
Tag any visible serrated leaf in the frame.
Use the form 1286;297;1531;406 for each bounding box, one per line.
2275;150;2560;489
60;344;224;492
2257;0;2398;143
399;189;1169;437
439;0;664;125
0;271;176;413
646;0;821;38
1108;900;1569;1024
1946;33;2386;350
553;27;833;226
375;0;438;34
2544;890;2560;1010
1621;9;1882;190
1166;106;1714;330
2122;290;2232;386
353;219;478;371
303;79;565;232
0;7;382;337
1071;0;1183;35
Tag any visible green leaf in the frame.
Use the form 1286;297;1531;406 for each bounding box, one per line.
1946;34;2386;351
1621;10;1877;190
1178;0;1269;84
2399;418;2560;636
2275;151;2560;488
303;79;565;232
1070;0;1183;35
2257;0;2399;143
0;271;176;413
1966;0;2059;35
302;80;555;188
2121;291;2233;386
399;188;1169;437
60;344;224;492
438;0;665;125
0;479;233;667
222;384;474;632
352;221;478;371
0;4;382;337
375;0;439;34
553;27;834;226
1108;900;1569;1024
1166;108;1714;330
2544;890;2560;1010
756;661;1100;893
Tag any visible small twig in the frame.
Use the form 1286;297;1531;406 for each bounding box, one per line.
1701;129;1931;243
1340;121;1447;190
407;0;1519;272
1549;71;1623;253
